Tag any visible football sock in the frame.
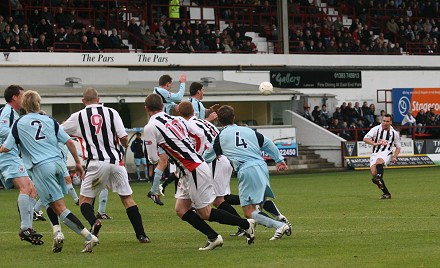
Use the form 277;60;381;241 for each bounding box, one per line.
163;166;170;180
18;194;31;230
224;194;240;205
66;183;79;203
381;180;391;195
217;201;241;217
47;206;60;226
182;209;218;240
28;197;36;225
151;168;162;195
60;209;86;235
376;164;390;194
376;164;384;180
80;202;97;227
34;198;43;212
262;199;281;217
126;205;146;238
208;208;250;230
47;206;62;237
98;188;108;215
136;166;141;179
162;173;176;188
251;210;284;229
143;166;148;179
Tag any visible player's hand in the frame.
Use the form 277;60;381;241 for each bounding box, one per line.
75;163;85;179
210;104;220;112
206;112;218;122
391;156;398;163
276;162;288;172
179;73;187;83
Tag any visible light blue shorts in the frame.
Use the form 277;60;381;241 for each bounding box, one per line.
0;154;29;189
237;162;275;207
28;160;67;206
134;157;147;166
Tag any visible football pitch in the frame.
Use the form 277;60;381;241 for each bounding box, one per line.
1;167;439;267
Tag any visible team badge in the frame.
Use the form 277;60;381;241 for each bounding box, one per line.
18;166;25;173
415;140;424;154
345;142;355;156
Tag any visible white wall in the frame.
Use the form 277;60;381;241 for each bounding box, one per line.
2;52;440;114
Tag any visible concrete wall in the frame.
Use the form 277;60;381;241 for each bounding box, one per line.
284;110;345;167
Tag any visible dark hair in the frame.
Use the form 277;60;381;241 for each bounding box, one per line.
189;82;203;96
136;132;141;136
145;94;163;112
158;74;172;87
384;113;393;120
217;105;235;126
4;85;24;103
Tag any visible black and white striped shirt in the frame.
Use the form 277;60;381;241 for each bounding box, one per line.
62;104;127;164
186;116;219;154
365;124;401;154
143;112;204;172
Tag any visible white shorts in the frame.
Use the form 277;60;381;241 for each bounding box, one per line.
369;150;393;167
174;162;216;209
211;155;233;197
80;160;133;198
169;162;177;173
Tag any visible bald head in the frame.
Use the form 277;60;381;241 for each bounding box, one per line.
82;87;99;105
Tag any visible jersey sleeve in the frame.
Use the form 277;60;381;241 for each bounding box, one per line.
364;127;376;140
0;120;11;139
2;120;19;150
111;108;128;138
393;130;402;148
258;132;284;163
169;82;185;103
0;108;13;139
56;124;72;145
203;135;221;163
143;124;159;164
61;112;80;136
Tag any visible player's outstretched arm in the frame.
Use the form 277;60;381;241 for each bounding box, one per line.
66;139;84;179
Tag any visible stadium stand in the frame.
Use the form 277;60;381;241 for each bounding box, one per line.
1;0;439;55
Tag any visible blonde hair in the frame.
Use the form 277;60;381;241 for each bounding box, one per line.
22;90;41;113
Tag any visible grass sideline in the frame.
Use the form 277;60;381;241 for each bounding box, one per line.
1;167;439;267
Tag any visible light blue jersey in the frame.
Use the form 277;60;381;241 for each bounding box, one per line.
189;97;206;119
203;124;284;171
0;103;21;157
153;83;185;114
0;104;28;186
203;124;285;206
59;142;69;163
58;142;71;177
4;113;71;170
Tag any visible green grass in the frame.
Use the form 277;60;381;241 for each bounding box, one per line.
1;167;440;267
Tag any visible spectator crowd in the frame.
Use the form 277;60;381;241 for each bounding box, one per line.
1;0;440;54
303;101;440;140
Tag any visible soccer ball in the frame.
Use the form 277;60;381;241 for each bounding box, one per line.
259;81;273;95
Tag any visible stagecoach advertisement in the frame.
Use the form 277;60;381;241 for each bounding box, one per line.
342;140;439;170
392;88;440;123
